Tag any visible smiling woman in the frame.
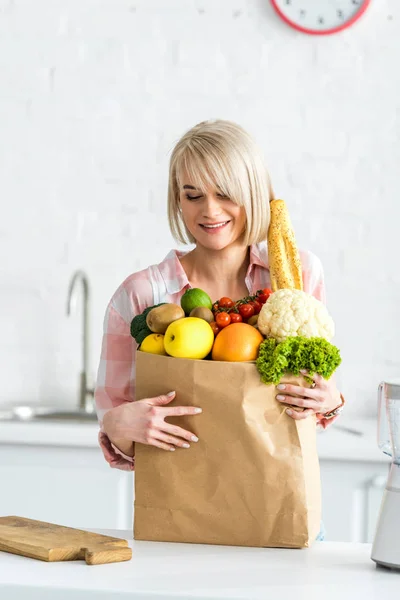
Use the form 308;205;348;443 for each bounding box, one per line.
168;119;273;249
94;118;343;474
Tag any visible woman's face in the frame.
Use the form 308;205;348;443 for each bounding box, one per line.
178;171;247;251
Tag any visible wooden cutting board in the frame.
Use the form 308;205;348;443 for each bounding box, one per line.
0;516;132;565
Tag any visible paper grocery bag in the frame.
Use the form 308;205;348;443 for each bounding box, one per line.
134;351;321;548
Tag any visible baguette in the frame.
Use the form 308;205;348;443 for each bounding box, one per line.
267;199;303;291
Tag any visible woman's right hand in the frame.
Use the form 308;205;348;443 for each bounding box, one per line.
102;391;201;453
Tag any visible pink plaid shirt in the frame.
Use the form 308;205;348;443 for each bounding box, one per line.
95;242;338;471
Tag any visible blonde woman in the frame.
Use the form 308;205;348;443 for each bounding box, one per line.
95;119;343;474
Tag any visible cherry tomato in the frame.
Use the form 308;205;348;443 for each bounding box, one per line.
212;302;220;313
215;312;231;328
218;297;234;309
238;304;254;320
257;288;273;303
248;300;262;315
210;321;220;336
230;313;243;323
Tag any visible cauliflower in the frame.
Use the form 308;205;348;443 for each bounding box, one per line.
257;289;335;343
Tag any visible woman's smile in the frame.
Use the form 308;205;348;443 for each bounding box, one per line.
199;220;231;233
178;177;246;249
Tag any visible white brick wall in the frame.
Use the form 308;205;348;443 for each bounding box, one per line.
1;0;399;416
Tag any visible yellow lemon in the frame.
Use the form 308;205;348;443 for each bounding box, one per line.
164;317;214;360
140;333;168;355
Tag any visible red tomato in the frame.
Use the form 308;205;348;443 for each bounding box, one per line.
248;300;262;315
238;304;254;320
258;288;273;303
215;312;231;328
210;321;220;336
212;302;220;313
230;313;243;323
218;297;234;309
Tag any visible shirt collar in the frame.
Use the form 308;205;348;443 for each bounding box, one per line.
158;244;269;295
248;242;269;270
158;249;191;294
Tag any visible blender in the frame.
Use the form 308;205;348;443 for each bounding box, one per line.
371;380;400;569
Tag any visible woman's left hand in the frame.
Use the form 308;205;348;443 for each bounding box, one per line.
276;369;341;420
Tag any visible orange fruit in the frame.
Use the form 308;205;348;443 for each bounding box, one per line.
211;322;264;362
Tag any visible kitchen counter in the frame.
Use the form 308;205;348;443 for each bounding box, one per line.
0;419;100;448
1;528;399;599
0;416;390;462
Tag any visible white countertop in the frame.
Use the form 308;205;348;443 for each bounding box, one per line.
1;528;399;599
0;419;100;448
0;416;390;463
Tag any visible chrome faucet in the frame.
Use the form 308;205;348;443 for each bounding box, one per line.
66;270;95;413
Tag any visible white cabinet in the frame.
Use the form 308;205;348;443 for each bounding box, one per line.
0;442;134;531
319;459;389;543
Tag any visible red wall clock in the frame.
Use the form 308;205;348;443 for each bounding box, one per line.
270;0;371;35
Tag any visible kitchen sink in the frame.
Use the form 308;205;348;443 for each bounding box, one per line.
0;405;98;423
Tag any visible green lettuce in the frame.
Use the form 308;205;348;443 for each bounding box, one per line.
256;336;341;385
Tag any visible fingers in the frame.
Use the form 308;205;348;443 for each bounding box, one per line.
152;419;201;452
163;423;199;444
156;432;195;450
286;407;315;420
146;391;176;406
277;382;321;401
277;395;320;411
142;395;202;452
160;405;203;418
150;438;177;452
300;370;326;387
146;428;199;452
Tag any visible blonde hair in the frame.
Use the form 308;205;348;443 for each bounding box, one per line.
168;119;275;246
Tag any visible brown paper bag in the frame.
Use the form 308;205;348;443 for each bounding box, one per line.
134;351;321;548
